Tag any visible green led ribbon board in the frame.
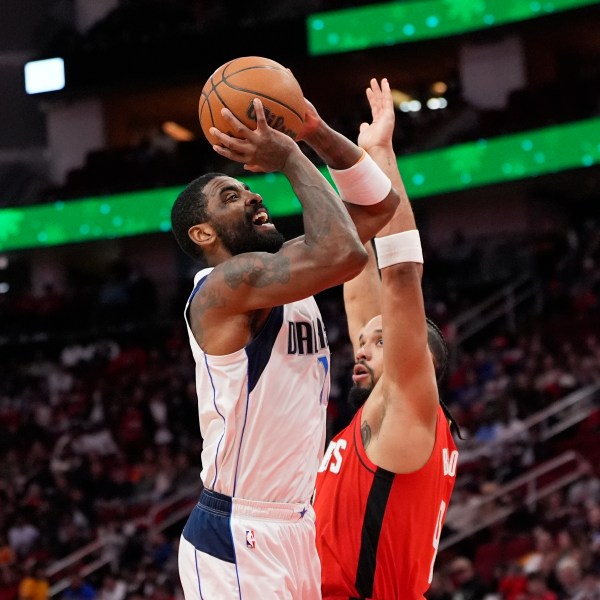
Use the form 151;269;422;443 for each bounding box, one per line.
307;0;600;55
1;117;600;252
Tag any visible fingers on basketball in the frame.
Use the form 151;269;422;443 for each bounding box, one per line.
199;56;306;146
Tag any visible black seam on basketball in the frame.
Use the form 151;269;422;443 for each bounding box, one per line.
220;64;303;122
200;92;216;130
212;86;234;119
222;63;283;78
204;72;237;133
222;80;304;122
213;60;233;85
208;76;237;131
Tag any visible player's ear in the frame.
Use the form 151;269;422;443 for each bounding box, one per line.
188;223;216;249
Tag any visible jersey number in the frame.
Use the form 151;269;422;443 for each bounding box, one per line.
428;499;447;584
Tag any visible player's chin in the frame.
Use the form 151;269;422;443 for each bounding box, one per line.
347;385;372;411
252;228;285;254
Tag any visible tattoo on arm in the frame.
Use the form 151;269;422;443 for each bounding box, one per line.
222;254;291;289
191;286;226;347
361;420;372;449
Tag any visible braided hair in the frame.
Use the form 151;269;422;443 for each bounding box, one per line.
426;318;464;439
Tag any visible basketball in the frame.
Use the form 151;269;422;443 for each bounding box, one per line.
199;56;305;146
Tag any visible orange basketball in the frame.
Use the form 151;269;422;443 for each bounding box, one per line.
199;56;305;146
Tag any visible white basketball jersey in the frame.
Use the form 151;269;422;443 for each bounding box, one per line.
184;268;330;504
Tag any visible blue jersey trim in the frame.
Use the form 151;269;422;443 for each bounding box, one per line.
232;306;284;496
318;355;329;405
204;354;226;490
194;549;205;600
246;306;284;394
232;518;242;600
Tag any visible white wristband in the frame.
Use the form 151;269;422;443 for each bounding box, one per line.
374;230;423;269
328;149;392;206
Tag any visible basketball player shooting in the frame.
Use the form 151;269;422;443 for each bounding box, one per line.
171;97;399;599
310;79;459;600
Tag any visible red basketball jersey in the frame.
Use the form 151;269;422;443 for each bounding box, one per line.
314;404;458;600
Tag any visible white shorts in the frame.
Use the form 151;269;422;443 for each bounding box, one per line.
178;489;321;600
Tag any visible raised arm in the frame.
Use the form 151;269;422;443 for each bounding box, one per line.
364;82;439;471
343;240;381;354
343;79;404;351
299;92;399;245
340;80;438;473
188;100;368;353
359;80;417;238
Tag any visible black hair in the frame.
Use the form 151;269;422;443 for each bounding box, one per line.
170;172;225;261
426;318;464;439
426;318;449;384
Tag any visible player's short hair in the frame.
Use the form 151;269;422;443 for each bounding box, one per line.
171;172;225;261
426;318;449;384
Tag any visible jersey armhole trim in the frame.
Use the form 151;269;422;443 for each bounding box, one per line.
353;407;394;481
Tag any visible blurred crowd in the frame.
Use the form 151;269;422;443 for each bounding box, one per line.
0;321;199;598
0;214;598;598
429;471;600;600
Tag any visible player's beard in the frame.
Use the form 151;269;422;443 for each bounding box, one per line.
347;385;372;412
213;210;285;256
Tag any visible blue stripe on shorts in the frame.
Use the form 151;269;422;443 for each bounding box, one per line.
182;489;236;564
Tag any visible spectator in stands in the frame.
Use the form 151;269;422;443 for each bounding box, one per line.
447;556;491;600
116;404;147;460
61;574;96;600
17;563;48;600
95;575;126;600
7;516;39;559
170;451;199;490
0;533;14;572
520;572;558;600
586;503;600;570
149;532;173;568
73;422;118;457
568;464;600;506
571;571;600;600
497;562;528;600
0;570;19;600
473;407;502;443
554;556;583;598
541;491;575;534
451;367;483;410
444;482;485;534
555;529;589;568
426;572;453;600
55;513;92;556
522;528;559;577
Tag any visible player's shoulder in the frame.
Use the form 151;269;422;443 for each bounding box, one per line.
193;267;214;286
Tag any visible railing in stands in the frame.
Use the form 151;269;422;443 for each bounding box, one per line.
439;450;591;551
457;383;600;464
448;274;543;347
